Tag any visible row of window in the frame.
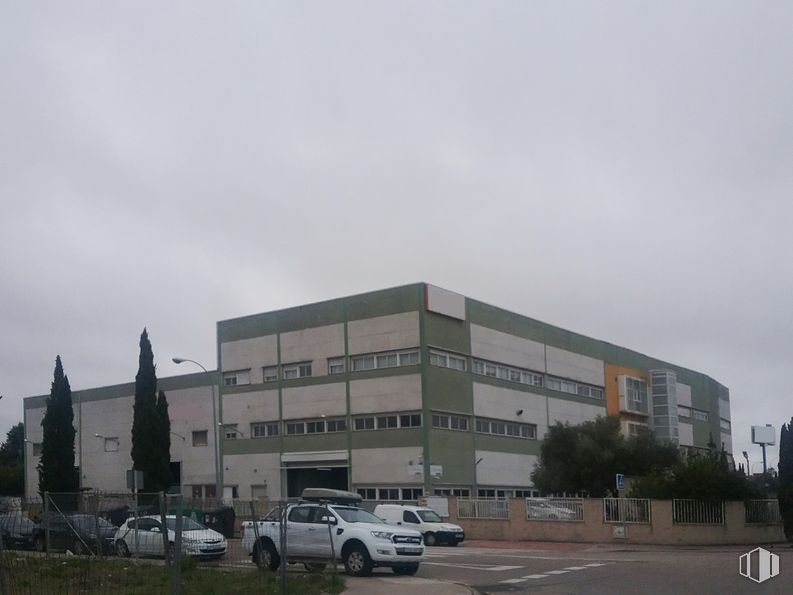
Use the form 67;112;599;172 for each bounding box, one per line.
677;405;710;422
471;357;604;400
354;413;422;431
475;417;537;439
357;487;424;501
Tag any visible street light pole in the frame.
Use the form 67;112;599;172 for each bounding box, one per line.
172;358;221;499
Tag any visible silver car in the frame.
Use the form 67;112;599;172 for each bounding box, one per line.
114;515;226;559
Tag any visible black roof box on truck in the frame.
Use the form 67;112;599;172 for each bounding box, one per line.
300;488;363;506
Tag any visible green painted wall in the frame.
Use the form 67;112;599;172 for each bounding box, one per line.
428;430;475;485
424;367;473;414
350;428;423;449
425;312;470;354
474;434;542;456
282;433;348;453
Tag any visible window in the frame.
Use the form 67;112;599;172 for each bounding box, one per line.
677;405;692;418
693;410;709;422
478;489;512;499
326;418;346;432
286;421;306;435
328;358;346;375
223;424;239;440
306;420;325;434
263;366;278;383
400;414;422;428
475;417;537;440
192;431;208;447
403;510;420;523
103;437;119;452
223;370;250;387
429;349;468;371
378;488;400;501
377;415;398;429
350;349;420;372
402;488;423;500
472;359;544;387
720;418;731;431
32;442;43;456
434;488;470;498
625;377;647;410
251;422;279;438
282;362;312;380
357;488;377;500
432;413;469;431
547;374;604;401
354;417;375;431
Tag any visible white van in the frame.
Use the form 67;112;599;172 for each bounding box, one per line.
373;504;465;546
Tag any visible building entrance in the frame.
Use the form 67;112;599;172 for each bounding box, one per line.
286;467;348;498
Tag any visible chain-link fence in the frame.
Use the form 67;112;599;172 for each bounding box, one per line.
0;492;344;595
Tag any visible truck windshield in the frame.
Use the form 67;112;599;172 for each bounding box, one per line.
332;507;385;524
417;510;442;523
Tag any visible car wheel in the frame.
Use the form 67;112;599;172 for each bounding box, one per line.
304;562;327;572
392;564;419;576
343;544;373;577
424;533;437;546
116;540;130;558
254;540;280;571
34;536;45;553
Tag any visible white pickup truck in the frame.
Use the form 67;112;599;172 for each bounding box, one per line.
241;489;425;577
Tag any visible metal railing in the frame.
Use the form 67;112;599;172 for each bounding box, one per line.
672;499;725;525
603;498;651;524
457;498;509;519
745;499;782;524
525;497;584;522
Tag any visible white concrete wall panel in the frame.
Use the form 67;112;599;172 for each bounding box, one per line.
547;397;604;428
220;335;278;384
426;285;466;320
475;450;537;487
351;447;423;484
282;383;347;419
676;383;692;407
347;312;419;355
222;453;282;500
545;346;605;386
473;383;547;437
222;389;280;424
349;375;422;414
678;422;694;446
469;325;545;372
280;324;345;375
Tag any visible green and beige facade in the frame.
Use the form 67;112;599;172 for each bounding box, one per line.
23;283;732;500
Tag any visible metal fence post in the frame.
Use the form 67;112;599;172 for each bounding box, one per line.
249;501;261;567
93;493;103;556
159;492;170;567
279;500;287;595
325;501;337;577
0;520;10;595
170;495;182;595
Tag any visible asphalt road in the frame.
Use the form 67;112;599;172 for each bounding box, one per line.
411;542;793;594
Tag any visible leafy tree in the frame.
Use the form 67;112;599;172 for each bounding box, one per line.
131;329;171;493
778;418;793;540
38;356;78;495
0;423;25;495
630;448;761;502
531;416;680;497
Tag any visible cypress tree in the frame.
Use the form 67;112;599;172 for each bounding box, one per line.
131;329;167;493
38;356;78;496
778;418;793;540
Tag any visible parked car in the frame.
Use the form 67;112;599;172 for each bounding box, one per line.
525;499;579;520
114;515;226;559
0;513;37;550
373;504;465;546
31;512;118;555
241;488;425;577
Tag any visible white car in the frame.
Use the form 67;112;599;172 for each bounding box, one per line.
114;515;226;559
373;504;465;546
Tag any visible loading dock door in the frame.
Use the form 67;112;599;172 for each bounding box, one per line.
286;467;348;498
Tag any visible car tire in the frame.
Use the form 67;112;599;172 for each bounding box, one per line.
254;540;280;571
116;540;130;558
343;544;373;577
392;564;419;576
424;533;437;546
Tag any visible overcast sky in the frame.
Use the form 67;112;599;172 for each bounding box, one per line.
2;1;791;470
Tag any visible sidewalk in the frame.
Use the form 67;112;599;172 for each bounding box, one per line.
344;575;474;594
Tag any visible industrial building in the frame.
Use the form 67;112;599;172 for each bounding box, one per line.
23;283;733;500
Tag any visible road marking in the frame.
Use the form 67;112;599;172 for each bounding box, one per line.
423;562;523;572
499;562;613;584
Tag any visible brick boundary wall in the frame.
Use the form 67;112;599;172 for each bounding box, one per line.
447;498;786;546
